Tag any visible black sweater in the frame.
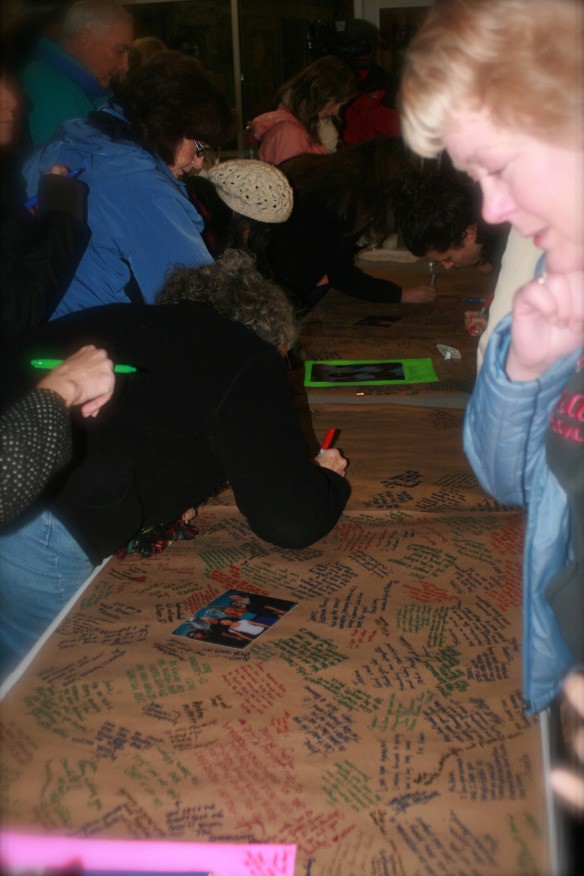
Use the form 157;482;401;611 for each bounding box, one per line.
265;193;402;313
0;303;350;563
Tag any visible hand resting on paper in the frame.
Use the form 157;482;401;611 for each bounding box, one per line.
315;448;347;476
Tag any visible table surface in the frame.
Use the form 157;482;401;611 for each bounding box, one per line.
1;255;548;875
298;258;494;404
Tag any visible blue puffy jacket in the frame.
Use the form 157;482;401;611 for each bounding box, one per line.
464;315;581;713
23;106;213;318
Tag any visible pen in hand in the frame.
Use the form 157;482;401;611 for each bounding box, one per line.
478;293;494;318
318;428;336;455
427;259;436;287
315;428;347;476
31;358;137;374
25;167;85;210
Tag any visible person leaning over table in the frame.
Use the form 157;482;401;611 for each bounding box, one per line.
265;137;437;315
400;0;584;846
0;249;349;680
391;163;510;274
186;158;293;263
0;346;115;530
22;50;234;319
248;54;357;166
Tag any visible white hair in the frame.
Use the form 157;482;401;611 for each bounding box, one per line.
61;0;132;40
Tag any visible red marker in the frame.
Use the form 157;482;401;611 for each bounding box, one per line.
318;428;336;455
478;293;494;318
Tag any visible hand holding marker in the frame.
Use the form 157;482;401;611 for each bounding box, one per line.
464;293;494;337
316;428;348;477
25;167;85;210
318;428;336;455
31;358;137;374
477;293;494;318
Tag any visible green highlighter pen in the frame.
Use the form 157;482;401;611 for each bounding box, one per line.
30;358;137;374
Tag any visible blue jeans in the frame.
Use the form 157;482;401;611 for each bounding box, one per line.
0;509;95;679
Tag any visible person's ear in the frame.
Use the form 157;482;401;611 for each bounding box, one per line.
465;223;478;243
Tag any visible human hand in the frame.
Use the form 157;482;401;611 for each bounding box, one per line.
465;310;488;336
506;272;584;381
401;284;437;303
315;448;347;476
46;164;70;176
550;671;584;814
38;345;115;417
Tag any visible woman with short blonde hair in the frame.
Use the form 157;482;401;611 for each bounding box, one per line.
400;0;582;158
401;0;584;845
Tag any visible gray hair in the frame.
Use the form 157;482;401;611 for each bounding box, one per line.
61;0;132;40
156;249;298;351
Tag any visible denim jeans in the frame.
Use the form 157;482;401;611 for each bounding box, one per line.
0;509;95;679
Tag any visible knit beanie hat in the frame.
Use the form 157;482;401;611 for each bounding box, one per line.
208;159;293;223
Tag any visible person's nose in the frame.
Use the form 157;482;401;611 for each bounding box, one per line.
480;176;515;225
191;154;206;171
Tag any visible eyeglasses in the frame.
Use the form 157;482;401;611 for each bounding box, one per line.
191;140;210;157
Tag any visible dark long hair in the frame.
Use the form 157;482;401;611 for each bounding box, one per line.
280;137;407;242
277;55;357;143
116;51;236;165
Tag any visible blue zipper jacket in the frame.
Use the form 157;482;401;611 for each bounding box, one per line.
464;315;581;713
23;107;213;318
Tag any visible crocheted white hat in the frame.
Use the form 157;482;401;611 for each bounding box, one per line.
208;159;293;223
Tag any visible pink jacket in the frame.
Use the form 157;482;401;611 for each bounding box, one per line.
249;104;328;166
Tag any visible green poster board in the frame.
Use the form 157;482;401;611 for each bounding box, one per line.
304;358;438;387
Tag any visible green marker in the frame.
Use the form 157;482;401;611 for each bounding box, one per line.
30;358;137;374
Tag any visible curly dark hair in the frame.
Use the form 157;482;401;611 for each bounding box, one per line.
277;55;357;143
156;249;298;351
116;50;236;165
390;166;482;255
280;137;407;243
